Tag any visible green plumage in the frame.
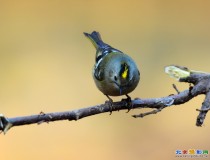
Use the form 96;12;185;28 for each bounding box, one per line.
84;31;140;97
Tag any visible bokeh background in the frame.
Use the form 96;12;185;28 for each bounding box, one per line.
0;0;210;159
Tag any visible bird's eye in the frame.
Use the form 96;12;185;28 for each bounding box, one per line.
114;76;117;81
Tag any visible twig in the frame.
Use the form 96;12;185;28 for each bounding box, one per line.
196;108;210;112
172;84;180;94
132;107;164;118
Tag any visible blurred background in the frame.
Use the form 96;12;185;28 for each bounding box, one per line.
0;0;210;159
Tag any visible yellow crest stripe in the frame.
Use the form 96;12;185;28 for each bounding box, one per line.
122;65;128;79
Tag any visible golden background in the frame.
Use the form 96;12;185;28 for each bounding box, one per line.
0;0;210;159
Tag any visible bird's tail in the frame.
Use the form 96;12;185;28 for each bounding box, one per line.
84;31;106;49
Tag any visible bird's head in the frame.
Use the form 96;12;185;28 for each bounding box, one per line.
110;62;132;95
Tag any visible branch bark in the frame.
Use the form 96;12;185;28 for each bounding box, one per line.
0;65;210;134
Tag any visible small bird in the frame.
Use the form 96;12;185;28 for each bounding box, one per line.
84;31;140;113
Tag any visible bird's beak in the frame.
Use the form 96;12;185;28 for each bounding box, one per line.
113;82;122;95
119;86;122;95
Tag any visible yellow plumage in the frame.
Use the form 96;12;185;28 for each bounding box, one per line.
122;66;128;79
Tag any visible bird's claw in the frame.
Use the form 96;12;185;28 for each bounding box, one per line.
122;95;133;113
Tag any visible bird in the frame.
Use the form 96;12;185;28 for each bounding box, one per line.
84;31;140;113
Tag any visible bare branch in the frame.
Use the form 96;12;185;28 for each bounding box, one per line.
0;65;210;134
196;91;210;126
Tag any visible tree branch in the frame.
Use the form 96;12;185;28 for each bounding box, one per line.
0;65;210;134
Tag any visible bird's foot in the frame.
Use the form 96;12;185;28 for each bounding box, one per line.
122;94;133;113
105;95;114;115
